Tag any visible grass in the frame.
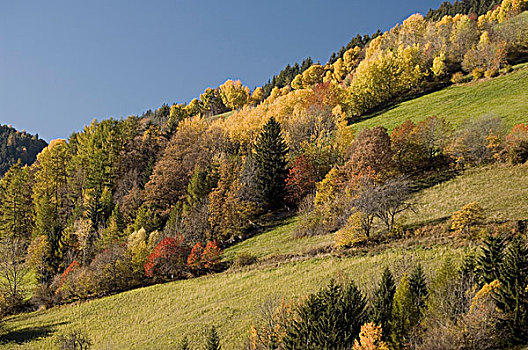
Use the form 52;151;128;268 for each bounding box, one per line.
401;163;528;226
0;244;466;349
353;64;528;131
222;217;334;262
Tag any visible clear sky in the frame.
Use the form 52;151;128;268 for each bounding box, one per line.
0;0;442;141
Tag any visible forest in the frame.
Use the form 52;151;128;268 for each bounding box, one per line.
1;0;528;348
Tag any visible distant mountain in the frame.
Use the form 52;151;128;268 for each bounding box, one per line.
0;124;47;176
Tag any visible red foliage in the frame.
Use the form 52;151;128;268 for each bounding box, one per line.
285;155;318;204
144;235;188;279
201;240;222;270
506;124;528;144
187;242;204;270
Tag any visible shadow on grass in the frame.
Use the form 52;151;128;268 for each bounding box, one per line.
0;321;68;345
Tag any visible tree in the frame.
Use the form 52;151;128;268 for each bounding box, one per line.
373;177;413;233
178;336;190;350
144;236;189;280
505;123;528;164
0;162;34;240
371;268;396;340
0;236;28;313
187;242;205;272
283;280;367;350
201;240;222;270
494;237;528;342
478;233;508;284
408;265;428;326
346;126;394;178
205;325;221;350
353;323;390;350
218;80;250;110
254;117;289;209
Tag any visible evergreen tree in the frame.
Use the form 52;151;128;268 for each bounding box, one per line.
371;267;396;340
478;233;508;284
254;117;288;210
179;336;190;350
495;238;528;342
283;280;367;350
205;325;221;350
408;264;428;326
390;274;413;349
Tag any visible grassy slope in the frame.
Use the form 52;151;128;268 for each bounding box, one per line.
353;64;528;131
402;163;528;226
0;245;464;349
223;217;334;262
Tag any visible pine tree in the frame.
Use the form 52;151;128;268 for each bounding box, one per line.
283;280;367;350
390;273;413;349
179;336;190;350
408;264;428;327
205;325;221;350
371;267;396;340
478;233;507;284
254;117;288;210
495;238;528;342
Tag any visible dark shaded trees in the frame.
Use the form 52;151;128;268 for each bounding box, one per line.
254;117;288;210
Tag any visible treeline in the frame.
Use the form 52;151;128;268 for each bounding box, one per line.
0;125;47;176
426;0;502;20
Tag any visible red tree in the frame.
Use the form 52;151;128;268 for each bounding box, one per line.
144;236;189;279
187;242;204;270
201;240;222;270
285;155;318;204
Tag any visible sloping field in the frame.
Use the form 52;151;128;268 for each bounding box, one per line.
354;64;528;131
0;245;463;349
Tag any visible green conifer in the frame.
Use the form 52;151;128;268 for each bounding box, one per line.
371;267;396;340
254;117;288;210
204;325;221;350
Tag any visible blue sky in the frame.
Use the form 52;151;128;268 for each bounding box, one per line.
0;0;442;141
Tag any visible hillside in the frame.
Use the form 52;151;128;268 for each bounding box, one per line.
0;244;465;349
353;63;528;132
0;125;47;176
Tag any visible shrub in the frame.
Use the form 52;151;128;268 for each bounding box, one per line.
484;68;499;78
54;329;92;350
335;212;368;248
472;68;484;80
505;124;528;164
450;72;465;84
233;252;257;268
353;323;390;350
451;202;484;236
202;240;222;270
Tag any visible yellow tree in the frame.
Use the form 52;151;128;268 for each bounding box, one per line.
219;79;250;110
353;323;390;350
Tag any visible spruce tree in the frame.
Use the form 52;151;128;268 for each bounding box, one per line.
408;264;428;327
478;233;507;284
283;280;367;349
205;325;221;350
254;117;288;210
495;238;528;342
371;267;396;340
179;336;190;350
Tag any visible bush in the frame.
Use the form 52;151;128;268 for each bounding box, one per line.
450;72;466;84
484;68;499;78
335;212;368;248
450;202;484;236
54;329;92;350
472;68;484;80
233;253;257;268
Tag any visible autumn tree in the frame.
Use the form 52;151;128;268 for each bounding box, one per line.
254;117;288;209
505;123;528;164
353;323;390;350
346;126;394;178
219;80;250;110
0;236;29;313
144;236;189;280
